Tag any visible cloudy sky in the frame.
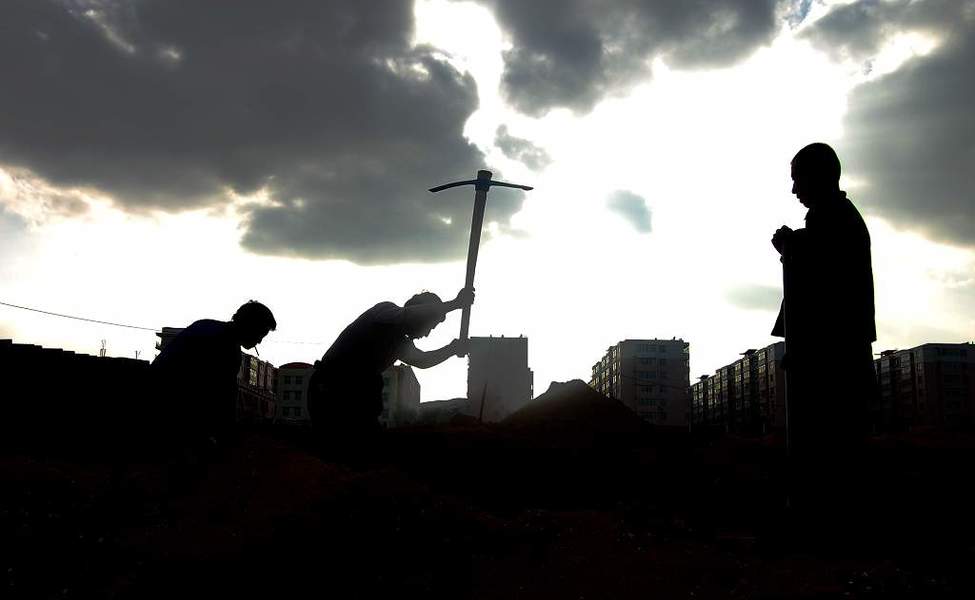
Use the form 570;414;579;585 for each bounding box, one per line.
1;0;973;401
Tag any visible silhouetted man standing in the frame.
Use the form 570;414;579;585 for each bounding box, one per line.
150;300;276;448
771;143;877;517
308;288;474;450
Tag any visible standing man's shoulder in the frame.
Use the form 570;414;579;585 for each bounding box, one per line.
836;192;865;220
839;193;871;239
814;193;868;235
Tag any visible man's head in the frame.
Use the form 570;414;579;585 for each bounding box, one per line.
791;142;841;209
405;291;445;338
232;300;276;349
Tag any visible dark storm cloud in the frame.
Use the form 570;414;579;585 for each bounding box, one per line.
804;0;975;247
0;0;516;264
726;285;781;312
800;0;959;64
607;190;652;233
494;125;551;171
477;0;781;115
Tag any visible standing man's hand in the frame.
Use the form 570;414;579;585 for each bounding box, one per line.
772;226;794;254
452;287;475;311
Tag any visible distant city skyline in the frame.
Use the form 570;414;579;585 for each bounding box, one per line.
1;1;973;402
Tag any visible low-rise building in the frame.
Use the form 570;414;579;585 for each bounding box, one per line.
590;339;690;427
276;362;313;424
0;339;149;442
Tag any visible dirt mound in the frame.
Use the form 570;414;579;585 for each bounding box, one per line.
503;380;647;436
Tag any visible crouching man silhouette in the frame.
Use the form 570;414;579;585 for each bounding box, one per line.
147;300;276;487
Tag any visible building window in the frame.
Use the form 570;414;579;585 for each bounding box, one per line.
295;376;304;385
284;375;293;385
294;407;302;417
294;391;302;401
283;390;292;401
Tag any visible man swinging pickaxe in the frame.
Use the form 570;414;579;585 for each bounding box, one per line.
429;170;532;341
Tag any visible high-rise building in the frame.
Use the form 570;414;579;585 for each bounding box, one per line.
589;339;690;427
466;335;533;422
381;364;421;428
874;342;974;430
277;361;313;424
690;341;785;433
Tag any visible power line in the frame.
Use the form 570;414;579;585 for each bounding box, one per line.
0;300;157;331
0;299;327;345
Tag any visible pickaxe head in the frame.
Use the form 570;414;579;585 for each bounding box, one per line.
427;169;532;342
429;169;533;194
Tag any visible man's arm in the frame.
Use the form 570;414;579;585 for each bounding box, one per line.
399;338;469;369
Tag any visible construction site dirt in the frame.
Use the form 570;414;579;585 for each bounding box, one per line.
3;381;975;599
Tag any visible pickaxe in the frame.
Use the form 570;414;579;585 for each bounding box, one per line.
429;169;532;341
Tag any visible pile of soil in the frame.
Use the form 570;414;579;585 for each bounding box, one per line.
503;380;648;437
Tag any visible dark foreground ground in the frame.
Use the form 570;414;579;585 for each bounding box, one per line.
3;424;975;599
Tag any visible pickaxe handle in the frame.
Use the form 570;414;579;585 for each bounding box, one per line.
429;169;532;342
460;186;487;341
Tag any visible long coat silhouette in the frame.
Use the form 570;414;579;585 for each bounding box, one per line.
773;190;877;451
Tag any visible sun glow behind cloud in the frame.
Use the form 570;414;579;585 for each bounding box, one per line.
409;1;975;391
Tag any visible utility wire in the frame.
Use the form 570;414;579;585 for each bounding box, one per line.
0;299;157;331
0;299;326;345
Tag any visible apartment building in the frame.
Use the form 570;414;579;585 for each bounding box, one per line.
690;341;785;433
277;361;313;424
590;338;690;427
875;342;974;430
237;353;277;423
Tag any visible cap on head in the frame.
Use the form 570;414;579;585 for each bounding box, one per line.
792;142;841;185
232;300;277;331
